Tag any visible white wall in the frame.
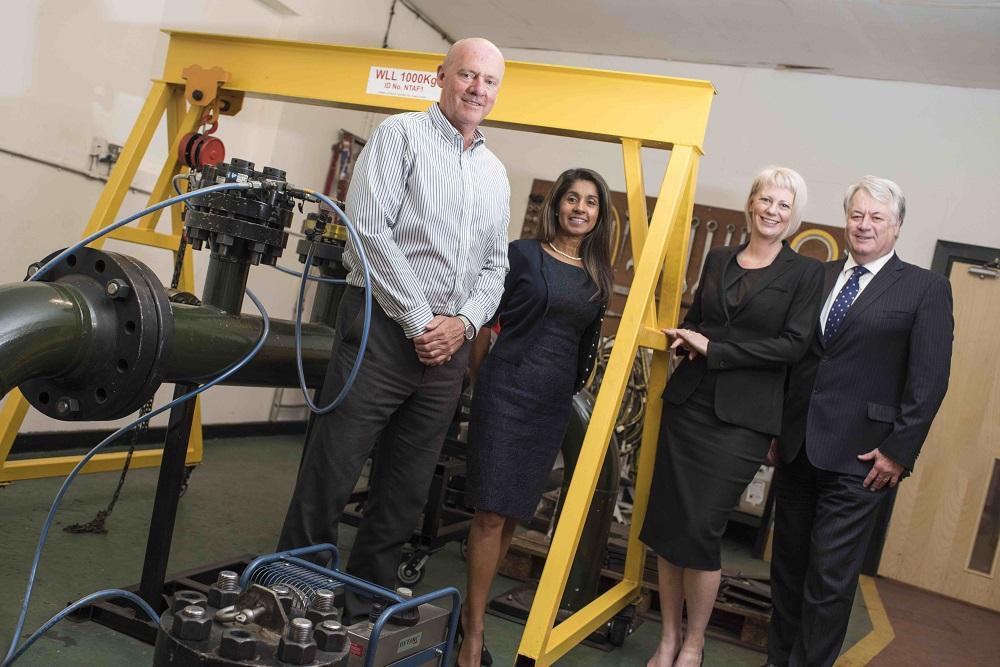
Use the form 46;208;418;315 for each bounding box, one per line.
490;48;1000;270
3;1;998;434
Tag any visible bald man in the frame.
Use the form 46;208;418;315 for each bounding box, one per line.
278;38;511;615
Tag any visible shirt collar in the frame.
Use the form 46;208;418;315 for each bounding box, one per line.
427;103;486;150
844;250;895;278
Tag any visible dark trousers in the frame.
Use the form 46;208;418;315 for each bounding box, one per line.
277;287;470;608
767;447;891;667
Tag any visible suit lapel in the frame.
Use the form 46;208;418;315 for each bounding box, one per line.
829;254;905;344
730;243;799;319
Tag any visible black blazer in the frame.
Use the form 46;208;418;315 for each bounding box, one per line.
488;239;605;393
664;243;824;436
779;254;954;474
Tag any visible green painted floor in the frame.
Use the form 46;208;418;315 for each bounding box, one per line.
0;435;872;665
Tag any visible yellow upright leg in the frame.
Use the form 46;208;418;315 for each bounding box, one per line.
517;145;699;665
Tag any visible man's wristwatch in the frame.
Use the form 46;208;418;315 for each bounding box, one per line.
457;314;476;341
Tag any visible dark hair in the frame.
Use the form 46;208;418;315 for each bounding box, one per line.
537;168;615;303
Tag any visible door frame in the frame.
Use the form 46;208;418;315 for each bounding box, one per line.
864;239;1000;575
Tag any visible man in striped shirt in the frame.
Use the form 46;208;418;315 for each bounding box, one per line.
278;38;510;614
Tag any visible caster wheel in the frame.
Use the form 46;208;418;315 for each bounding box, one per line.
397;561;424;586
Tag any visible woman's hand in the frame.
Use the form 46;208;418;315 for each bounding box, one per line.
663;328;709;360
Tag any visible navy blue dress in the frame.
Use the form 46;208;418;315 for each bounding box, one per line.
466;251;601;520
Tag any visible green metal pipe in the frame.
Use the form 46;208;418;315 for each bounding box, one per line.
202;254;251;314
0;282;92;395
165;302;333;387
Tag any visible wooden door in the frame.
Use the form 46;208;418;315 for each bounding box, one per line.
879;261;1000;609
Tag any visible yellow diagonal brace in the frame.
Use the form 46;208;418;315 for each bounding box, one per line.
108;226;182;251
517;146;696;666
87;81;171;248
622;139;657;331
624;155;701;585
138;90;201;232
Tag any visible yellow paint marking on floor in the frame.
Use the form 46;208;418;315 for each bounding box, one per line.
835;576;894;666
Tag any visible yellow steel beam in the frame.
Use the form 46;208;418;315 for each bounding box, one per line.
161;31;714;151
0;391;31;482
622;139;657;331
138;90;200;232
86;81;171;248
624;155;701;585
1;444;201;482
517;146;697;665
108;226;183;251
545;580;639;658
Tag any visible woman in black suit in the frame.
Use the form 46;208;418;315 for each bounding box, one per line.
641;167;824;667
457;168;613;667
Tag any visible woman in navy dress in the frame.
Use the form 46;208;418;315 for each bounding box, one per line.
641;167;824;667
457;168;614;667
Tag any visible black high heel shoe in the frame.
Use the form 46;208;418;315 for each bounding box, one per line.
456;617;493;666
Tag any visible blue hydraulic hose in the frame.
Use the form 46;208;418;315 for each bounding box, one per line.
292;190;372;414
4;589;159;666
5;178;269;665
2;288;270;667
28;181;253;284
273;263;346;284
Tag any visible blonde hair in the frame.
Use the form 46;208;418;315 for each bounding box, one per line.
744;166;808;240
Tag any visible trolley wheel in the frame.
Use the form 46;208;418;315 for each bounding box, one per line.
397;561;424;586
460;537;469;560
608;618;629;647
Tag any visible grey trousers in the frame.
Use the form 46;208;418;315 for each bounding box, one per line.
277;287;470;607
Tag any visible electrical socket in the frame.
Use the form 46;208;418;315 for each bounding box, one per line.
90;136;108;158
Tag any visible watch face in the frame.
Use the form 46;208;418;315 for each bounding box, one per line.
465;323;476;340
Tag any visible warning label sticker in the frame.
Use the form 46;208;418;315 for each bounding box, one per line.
366;66;441;101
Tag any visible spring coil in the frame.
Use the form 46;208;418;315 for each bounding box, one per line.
248;560;341;612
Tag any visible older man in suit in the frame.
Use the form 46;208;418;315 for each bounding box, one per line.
765;175;954;667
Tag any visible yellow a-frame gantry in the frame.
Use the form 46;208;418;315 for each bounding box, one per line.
0;31;714;663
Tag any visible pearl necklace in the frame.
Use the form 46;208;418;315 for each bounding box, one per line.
547;241;582;261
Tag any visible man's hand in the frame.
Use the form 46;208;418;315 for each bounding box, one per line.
663;328;709;360
764;438;780;467
414;315;466;366
858;448;904;491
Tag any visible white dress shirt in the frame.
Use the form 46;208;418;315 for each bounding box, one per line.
344;103;510;338
819;251;896;334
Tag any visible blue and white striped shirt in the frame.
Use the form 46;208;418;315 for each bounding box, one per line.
343;104;510;338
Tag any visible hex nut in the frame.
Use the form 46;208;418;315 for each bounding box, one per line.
106;278;130;300
219;628;258;661
278;636;317;665
313;620;347;653
55;397;80;417
306;606;340;627
171;605;212;641
171;590;208;613
271;586;297;616
207;585;240;609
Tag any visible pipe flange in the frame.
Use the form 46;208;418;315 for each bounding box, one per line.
21;248;173;420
